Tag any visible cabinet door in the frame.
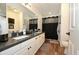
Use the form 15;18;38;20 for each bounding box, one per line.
32;36;41;54
28;33;45;55
36;33;45;47
14;38;36;55
35;35;42;48
27;38;37;55
41;33;45;43
27;35;42;55
14;47;29;55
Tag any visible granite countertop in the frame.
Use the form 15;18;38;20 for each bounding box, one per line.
0;32;42;52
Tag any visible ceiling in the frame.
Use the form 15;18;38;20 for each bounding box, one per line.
6;3;61;19
30;3;61;17
6;3;36;19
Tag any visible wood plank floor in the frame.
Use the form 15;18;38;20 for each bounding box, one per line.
35;39;65;55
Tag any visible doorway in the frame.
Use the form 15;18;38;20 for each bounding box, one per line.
42;16;59;40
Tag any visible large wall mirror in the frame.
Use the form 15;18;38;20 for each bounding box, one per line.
6;3;37;37
6;3;37;32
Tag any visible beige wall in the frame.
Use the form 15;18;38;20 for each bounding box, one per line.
7;8;23;32
60;4;70;41
60;4;71;54
38;16;42;32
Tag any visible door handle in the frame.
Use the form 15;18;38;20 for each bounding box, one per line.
28;46;32;50
66;32;70;36
28;48;30;50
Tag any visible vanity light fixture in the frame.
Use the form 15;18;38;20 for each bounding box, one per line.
24;3;28;6
24;3;31;7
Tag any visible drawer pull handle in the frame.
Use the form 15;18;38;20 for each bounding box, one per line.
30;46;31;48
28;46;32;50
35;38;37;39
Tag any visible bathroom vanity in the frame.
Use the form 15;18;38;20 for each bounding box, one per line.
0;32;45;55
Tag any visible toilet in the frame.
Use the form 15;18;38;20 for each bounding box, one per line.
61;40;69;47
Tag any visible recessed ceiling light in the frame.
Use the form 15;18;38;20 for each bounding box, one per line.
14;9;18;12
49;12;52;15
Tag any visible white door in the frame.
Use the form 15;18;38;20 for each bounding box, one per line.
70;3;79;55
27;38;36;55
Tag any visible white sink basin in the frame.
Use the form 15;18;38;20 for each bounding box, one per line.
13;35;29;40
